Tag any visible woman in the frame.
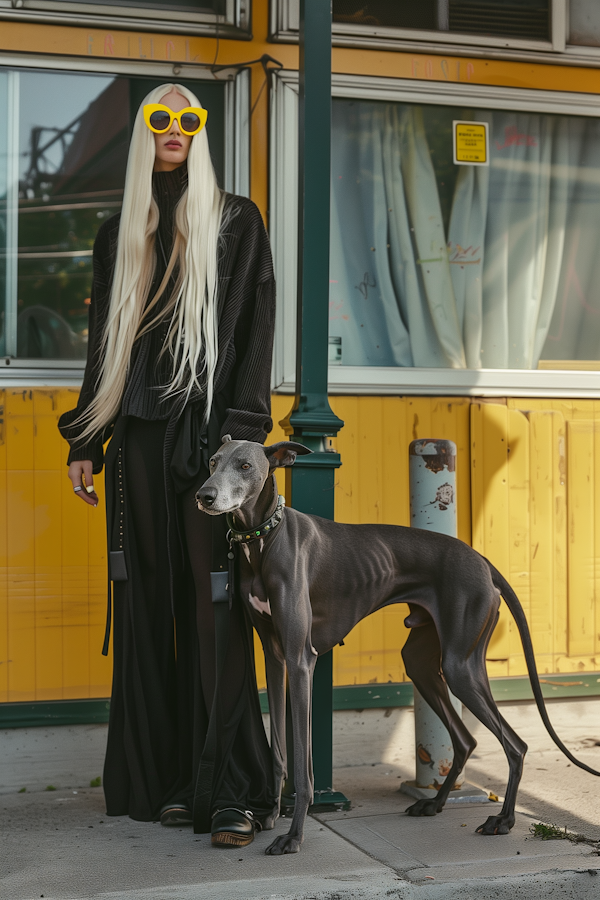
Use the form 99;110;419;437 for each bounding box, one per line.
59;84;277;847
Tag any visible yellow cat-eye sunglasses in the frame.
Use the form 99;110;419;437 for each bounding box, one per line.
143;103;208;136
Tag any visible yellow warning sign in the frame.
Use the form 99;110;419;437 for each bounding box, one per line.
453;120;489;166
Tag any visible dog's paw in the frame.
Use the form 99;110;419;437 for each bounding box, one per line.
264;833;302;855
476;815;514;835
406;798;441;817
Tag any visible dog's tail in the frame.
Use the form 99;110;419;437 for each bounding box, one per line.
487;559;600;777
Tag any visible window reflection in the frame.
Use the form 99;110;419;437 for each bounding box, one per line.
0;69;225;361
17;73;127;359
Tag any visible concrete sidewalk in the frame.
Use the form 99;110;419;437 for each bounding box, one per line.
1;698;599;900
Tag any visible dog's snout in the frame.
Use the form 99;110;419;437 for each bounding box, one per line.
197;486;217;507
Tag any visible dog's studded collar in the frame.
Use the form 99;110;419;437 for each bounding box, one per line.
226;495;285;544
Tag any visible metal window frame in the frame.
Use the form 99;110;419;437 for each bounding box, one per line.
270;0;600;69
0;0;251;39
3;71;19;361
270;68;600;398
0;52;250;384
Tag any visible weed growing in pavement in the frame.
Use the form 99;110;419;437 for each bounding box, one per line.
530;822;600;849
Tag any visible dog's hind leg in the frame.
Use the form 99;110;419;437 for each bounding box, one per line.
442;642;527;835
402;621;477;818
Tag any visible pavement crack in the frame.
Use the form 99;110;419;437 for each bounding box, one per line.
316;818;413;875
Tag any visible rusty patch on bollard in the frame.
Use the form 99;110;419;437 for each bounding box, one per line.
409;439;456;473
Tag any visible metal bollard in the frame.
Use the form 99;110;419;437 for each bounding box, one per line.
400;439;488;804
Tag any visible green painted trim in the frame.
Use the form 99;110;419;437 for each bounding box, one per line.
258;673;600;714
331;682;415;711
0;699;110;729
490;672;600;702
2;673;599;727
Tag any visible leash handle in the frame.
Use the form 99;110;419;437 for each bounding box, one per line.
210;570;229;605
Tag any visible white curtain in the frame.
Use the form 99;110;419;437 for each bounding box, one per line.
330;100;600;368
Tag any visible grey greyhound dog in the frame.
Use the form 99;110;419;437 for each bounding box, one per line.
196;436;600;856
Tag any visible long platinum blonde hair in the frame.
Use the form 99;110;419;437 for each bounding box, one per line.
76;83;225;443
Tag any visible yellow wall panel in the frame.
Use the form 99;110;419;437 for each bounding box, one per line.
505;407;530;676
510;400;595;673
554;654;600;672
0;391;7;701
1;390;598;703
6;390;35;470
566;421;596;658
471;403;511;677
0;388;114;702
527;413;562;670
594;407;600;660
6;388;37;697
7;466;36;701
34;470;64;700
7;567;36;702
550;412;568;661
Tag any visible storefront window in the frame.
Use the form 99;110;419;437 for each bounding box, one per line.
569;0;600;47
330;99;600;369
0;68;225;362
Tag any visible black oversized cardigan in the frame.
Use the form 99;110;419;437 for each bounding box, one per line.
58;191;276;472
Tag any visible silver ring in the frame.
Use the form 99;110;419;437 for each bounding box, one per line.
73;485;83;493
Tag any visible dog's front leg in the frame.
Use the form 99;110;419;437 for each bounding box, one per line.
265;592;316;856
261;625;287;828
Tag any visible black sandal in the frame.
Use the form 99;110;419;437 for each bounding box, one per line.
211;808;260;847
159;800;193;826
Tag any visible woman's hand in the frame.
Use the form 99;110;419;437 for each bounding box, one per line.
68;460;99;507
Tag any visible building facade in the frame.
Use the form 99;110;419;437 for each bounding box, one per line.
1;0;600;722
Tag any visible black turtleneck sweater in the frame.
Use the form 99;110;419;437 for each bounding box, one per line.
59;165;276;472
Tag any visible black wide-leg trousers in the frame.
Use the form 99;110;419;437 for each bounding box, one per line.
103;417;274;824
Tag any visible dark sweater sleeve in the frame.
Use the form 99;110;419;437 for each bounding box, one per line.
58;228;114;473
219;275;276;444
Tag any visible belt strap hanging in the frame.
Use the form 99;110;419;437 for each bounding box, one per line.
103;439;127;656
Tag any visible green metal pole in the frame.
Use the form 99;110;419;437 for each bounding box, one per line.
280;0;349;813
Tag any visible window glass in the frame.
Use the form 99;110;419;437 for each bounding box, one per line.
569;0;600;47
331;1;550;41
0;69;225;361
330;99;600;369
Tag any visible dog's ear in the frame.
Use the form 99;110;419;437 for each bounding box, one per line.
221;434;233;443
264;441;312;469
